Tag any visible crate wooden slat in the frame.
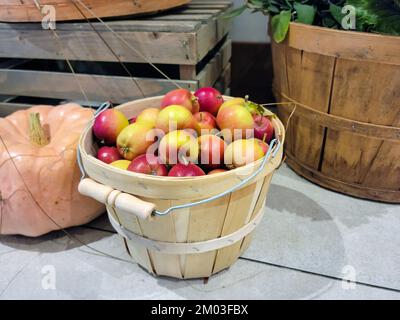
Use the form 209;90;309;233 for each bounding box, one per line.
0;38;231;104
0;2;232;65
0;1;233;113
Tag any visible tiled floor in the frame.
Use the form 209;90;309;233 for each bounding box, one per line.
1;164;399;299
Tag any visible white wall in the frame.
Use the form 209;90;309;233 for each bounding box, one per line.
230;0;270;43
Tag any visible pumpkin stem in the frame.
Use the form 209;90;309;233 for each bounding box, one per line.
29;113;49;146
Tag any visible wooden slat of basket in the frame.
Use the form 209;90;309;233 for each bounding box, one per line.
321;59;400;190
145;199;180;276
182;195;230;278
135;199;182;278
239;174;273;255
212;182;260;274
112;206;155;274
170;200;191;277
284;47;336;170
287;23;400;66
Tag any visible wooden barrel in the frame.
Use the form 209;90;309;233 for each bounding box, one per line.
272;22;400;203
78;96;285;279
0;0;190;22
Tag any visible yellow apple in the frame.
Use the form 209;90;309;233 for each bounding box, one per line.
110;159;131;170
136;108;160;128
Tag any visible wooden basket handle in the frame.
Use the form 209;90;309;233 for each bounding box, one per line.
78;178;155;220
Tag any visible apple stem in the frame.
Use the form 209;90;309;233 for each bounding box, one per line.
262;133;267;143
29;113;49;146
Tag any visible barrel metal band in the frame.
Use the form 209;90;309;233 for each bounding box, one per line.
276;91;400;141
285;151;400;196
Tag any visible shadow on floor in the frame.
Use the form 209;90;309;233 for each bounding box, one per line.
267;184;333;222
0;226;111;253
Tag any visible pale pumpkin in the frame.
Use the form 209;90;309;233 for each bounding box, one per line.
0;103;104;237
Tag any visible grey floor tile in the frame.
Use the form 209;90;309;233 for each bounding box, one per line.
243;164;400;290
1;163;399;299
1;237;398;300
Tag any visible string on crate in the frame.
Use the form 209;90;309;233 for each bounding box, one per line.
32;0;90;104
70;0;182;90
68;0;147;99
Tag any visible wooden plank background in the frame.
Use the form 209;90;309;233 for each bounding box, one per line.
0;1;232;112
0;1;232;65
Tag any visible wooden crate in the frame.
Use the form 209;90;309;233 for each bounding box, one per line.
0;0;232;115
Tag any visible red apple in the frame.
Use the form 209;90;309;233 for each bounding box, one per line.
253;115;274;143
161;88;199;113
252;138;269;154
168;163;205;177
116;122;156;160
127;154;168;176
194;111;217;134
156;105;197;134
194;87;224;116
93;109;129;145
208;168;227;175
97;146;122;164
216;104;254;140
198;134;226;169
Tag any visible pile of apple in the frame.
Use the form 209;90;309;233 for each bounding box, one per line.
93;87;275;177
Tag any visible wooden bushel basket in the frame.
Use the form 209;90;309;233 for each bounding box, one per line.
78;96;285;279
272;23;400;203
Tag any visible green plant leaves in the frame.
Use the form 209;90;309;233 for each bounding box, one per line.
294;3;316;24
221;4;247;19
271;10;292;43
226;0;400;40
346;0;400;35
330;4;345;25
